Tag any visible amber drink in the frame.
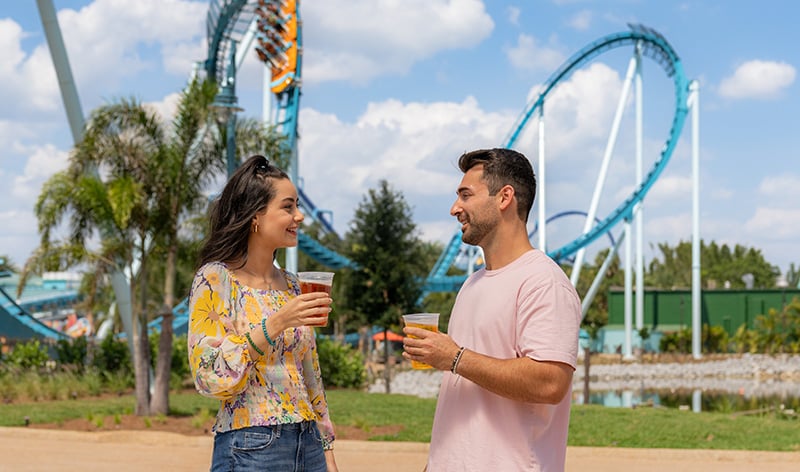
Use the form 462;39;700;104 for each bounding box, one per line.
402;313;440;370
297;271;334;326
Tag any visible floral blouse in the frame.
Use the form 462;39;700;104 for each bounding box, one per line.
187;261;335;448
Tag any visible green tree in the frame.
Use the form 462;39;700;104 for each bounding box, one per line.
647;240;779;289
30;100;164;415
784;263;800;288
343;180;428;391
574;248;624;344
145;79;289;415
0;256;18;275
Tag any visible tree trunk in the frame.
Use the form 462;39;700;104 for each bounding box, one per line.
133;241;151;416
134;311;151;416
383;328;391;394
150;242;177;415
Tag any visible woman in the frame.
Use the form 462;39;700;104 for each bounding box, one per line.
188;154;338;471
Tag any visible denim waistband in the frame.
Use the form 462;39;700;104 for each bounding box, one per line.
272;420;316;432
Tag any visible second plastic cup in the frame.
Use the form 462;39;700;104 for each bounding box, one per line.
402;313;440;370
298;271;334;326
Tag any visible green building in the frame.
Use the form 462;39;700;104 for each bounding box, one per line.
598;288;800;353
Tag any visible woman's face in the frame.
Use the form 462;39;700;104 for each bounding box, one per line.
251;178;304;251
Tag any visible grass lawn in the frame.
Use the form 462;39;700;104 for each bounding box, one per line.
1;389;798;451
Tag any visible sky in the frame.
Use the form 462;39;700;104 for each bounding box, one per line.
1;0;799;283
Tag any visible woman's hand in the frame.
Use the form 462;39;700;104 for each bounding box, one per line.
272;292;332;330
324;449;339;472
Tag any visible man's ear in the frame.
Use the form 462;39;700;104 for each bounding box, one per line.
497;184;515;212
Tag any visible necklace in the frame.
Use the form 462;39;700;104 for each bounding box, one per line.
241;266;277;290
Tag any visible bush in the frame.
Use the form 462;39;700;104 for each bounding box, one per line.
659;328;692;353
659;325;731;354
316;338;366;389
5;339;50;369
170;334;190;380
55;336;89;371
92;336;131;374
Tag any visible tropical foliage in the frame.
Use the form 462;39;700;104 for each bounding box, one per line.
647;240;780;289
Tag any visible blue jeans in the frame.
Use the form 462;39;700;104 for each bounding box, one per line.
210;421;326;472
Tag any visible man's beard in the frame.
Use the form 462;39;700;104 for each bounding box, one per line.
461;217;493;246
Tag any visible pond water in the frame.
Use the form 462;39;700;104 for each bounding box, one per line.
574;385;800;414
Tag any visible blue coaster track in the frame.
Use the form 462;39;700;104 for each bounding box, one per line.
420;24;690;298
0;286;68;341
162;20;690;332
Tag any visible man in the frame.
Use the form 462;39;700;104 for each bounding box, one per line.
402;148;581;471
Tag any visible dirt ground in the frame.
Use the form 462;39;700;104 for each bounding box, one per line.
3;425;800;472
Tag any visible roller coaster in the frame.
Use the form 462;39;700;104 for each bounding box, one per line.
201;3;690;291
15;1;693;344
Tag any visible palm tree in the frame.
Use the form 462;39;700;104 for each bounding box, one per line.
26;77;290;416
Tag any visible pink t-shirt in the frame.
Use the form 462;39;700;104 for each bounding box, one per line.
427;249;581;472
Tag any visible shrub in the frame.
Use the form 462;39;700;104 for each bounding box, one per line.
55;336;89;371
316;338;366;389
5;339;50;369
170;334;190;380
92;336;131;374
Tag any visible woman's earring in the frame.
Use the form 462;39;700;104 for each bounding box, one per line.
253;223;258;233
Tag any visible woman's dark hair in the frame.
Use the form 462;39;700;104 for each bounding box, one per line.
198;154;290;268
457;148;536;223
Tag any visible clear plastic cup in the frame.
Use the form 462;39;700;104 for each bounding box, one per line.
402;313;440;369
297;271;334;326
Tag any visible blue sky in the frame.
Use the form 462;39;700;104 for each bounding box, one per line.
1;0;798;282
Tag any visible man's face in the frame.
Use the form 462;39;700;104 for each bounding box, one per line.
450;165;500;246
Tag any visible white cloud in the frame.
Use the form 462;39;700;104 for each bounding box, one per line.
745;207;800;240
647;175;693;203
505;34;565;73
718;60;796;99
568;10;593;31
301;0;494;84
0;0;206;120
12;144;69;200
507;6;521;26
298;96;513;238
757;174;800;200
144;92;182;123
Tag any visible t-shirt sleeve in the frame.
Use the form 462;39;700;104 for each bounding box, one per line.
516;278;581;369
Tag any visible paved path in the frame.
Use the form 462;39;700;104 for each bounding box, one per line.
1;427;799;471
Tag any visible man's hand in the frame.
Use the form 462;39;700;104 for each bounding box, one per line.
402;327;461;371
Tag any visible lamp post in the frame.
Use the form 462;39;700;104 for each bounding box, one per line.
210;40;243;177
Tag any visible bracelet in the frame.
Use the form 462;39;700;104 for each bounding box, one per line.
261;318;277;347
450;346;465;374
244;331;265;356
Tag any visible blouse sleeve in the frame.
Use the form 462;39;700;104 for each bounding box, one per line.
302;334;335;448
187;263;255;400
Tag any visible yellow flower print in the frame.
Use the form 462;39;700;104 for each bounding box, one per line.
279;391;297;415
232;407;250;429
206;270;220;286
191;289;224;337
242;293;262;325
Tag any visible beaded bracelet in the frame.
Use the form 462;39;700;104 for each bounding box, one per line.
450;346;465;374
244;331;265;356
261;317;277;347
